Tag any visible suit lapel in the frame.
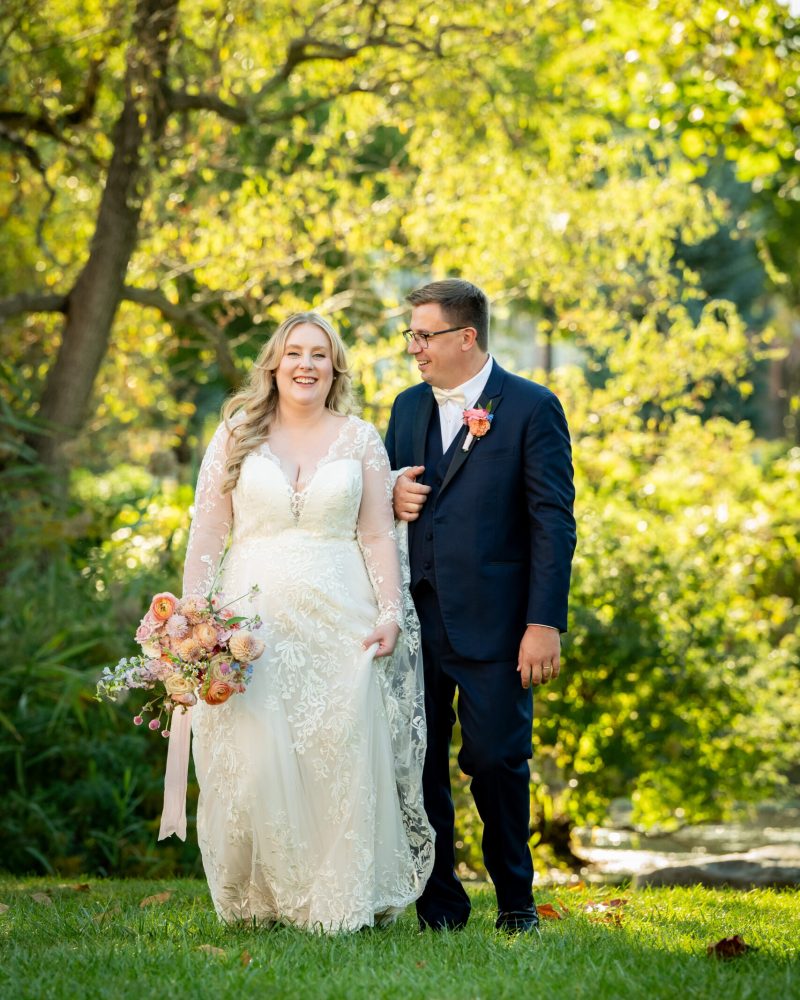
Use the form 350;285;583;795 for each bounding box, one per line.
438;363;506;496
413;388;434;468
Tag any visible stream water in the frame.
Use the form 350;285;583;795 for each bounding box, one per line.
565;801;800;884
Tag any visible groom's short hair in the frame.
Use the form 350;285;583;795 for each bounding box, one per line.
407;279;490;352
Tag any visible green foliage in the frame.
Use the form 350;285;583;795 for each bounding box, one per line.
0;455;200;876
2;0;799;873
553;395;800;830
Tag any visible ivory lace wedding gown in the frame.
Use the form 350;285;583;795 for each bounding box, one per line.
180;414;433;930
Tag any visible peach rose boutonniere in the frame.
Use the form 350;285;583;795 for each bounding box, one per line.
462;402;494;452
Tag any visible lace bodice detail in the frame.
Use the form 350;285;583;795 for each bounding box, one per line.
183;415;403;627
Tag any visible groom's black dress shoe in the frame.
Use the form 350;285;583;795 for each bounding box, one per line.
495;909;541;936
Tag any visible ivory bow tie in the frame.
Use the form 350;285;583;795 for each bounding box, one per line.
431;386;466;408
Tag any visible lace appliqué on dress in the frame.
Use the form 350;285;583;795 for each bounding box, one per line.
181;414;433;931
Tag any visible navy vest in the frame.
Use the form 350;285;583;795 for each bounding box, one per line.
410;407;461;591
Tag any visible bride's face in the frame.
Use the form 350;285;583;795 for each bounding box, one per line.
275;323;335;407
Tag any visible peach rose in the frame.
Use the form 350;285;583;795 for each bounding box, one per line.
150;592;178;621
165;674;195;697
203;680;235;705
228;631;265;664
193;621;218;649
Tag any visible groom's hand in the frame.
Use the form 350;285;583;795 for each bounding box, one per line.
393;466;431;522
517;625;561;689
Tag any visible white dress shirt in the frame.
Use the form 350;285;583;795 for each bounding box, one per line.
437;354;494;451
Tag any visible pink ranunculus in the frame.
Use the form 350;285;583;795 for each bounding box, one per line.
135;611;160;643
150;592;178;622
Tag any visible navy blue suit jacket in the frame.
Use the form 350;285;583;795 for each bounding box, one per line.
385;362;576;662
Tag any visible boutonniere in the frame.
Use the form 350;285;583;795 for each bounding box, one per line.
462;402;494;452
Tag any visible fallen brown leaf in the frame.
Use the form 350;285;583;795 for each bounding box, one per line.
198;945;226;959
0;903;9;915
240;950;253;967
566;880;587;891
556;897;571;915
92;904;122;924
416;961;426;968
536;903;564;920
57;883;91;893
30;893;53;905
588;911;623;927
583;898;629;914
139;891;172;908
707;935;751;960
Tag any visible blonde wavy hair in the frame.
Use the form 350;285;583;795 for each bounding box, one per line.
220;312;353;494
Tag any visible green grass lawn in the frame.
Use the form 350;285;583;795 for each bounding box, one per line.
0;877;797;999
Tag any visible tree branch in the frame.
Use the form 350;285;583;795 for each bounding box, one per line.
0;56;104;138
121;286;241;388
169;8;441;121
165;87;249;123
0;283;242;388
0;291;67;320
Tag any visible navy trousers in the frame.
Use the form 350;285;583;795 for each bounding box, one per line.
413;580;535;929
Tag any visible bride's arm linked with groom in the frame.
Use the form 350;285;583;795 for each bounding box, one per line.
160;279;574;935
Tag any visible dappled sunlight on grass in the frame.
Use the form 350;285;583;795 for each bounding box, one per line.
0;879;796;999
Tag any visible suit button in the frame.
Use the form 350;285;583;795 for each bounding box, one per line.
425;532;433;541
423;561;431;570
435;477;443;486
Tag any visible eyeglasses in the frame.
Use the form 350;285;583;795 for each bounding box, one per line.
401;325;465;348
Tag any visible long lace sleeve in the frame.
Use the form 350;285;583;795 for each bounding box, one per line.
182;422;233;598
356;424;404;628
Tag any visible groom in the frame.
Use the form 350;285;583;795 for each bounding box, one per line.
385;279;576;934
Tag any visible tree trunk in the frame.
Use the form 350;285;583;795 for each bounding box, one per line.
32;0;179;473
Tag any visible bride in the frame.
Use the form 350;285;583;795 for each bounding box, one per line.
160;312;433;931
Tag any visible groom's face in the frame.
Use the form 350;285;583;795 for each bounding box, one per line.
407;303;470;390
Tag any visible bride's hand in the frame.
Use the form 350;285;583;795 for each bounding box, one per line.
362;622;400;658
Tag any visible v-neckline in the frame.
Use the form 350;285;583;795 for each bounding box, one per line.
260;415;352;497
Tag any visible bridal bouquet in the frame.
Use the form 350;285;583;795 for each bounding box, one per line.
96;587;264;736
